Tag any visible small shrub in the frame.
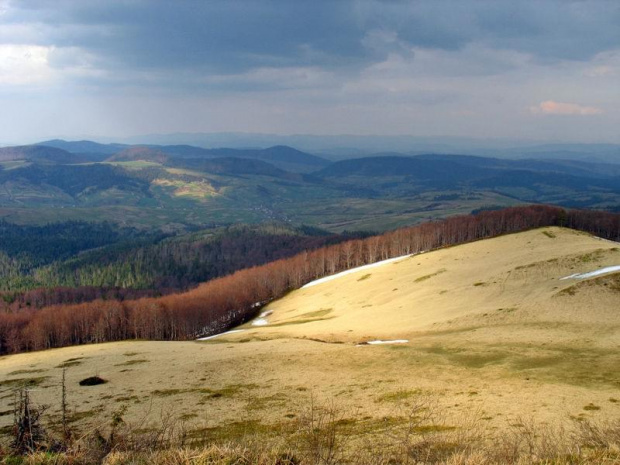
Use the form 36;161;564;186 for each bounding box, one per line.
79;376;107;386
583;403;601;411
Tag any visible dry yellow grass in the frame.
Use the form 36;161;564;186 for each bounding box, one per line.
1;227;619;448
244;226;620;342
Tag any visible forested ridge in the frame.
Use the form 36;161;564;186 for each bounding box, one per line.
30;224;355;290
0;221;164;291
0;220;146;265
0;223;359;307
1;205;618;354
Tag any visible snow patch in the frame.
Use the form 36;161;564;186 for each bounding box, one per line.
367;339;409;345
594;236;620;245
302;254;413;289
252;318;269;326
560;265;620;280
357;339;409;346
259;310;273;318
197;329;245;341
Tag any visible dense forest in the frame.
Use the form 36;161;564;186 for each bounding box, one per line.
0;221;164;291
0;223;360;308
30;224;355;290
1;205;618;355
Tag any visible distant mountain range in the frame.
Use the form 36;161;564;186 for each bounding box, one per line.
36;140;330;173
0;138;618;231
80;133;620;163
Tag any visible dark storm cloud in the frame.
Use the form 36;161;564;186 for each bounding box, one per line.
5;0;372;73
3;0;620;77
1;0;619;143
362;1;620;61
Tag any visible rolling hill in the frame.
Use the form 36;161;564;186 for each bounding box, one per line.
158;144;330;173
238;227;620;347
316;154;620;210
106;146;170;163
2;143;620;233
39;140;330;173
1;226;619;461
0;145;88;164
36;139;127;156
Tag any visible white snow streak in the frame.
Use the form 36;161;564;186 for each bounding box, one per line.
302;254;414;289
356;339;409;346
197;329;245;341
560;265;620;280
366;339;409;345
252;318;269;326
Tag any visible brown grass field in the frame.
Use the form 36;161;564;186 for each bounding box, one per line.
1;226;619;463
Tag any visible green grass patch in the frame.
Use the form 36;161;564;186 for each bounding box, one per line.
114;359;149;366
0;376;49;388
420;346;508;369
496;307;517;313
68;409;100;423
153;383;258;399
56;357;86;368
246;392;288;411
557;286;577;297
188;420;285;443
583;403;601;411
296;308;333;319
377;389;423;403
269;316;335;327
450;352;508;368
574;249;606;263
556;273;620;298
7;369;46;376
152;389;184;397
415;268;446;283
511;356;563;370
116;395;140;403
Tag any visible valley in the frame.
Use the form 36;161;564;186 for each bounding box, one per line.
1;141;619;234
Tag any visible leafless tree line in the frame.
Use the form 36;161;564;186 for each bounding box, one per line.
1;205;618;354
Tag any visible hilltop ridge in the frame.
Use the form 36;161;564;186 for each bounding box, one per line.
1;226;619;456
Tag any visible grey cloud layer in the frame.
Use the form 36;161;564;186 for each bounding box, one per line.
1;0;618;142
4;0;620;76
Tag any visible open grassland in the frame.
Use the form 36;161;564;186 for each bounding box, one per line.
0;190;520;233
1;227;619;463
0;158;522;232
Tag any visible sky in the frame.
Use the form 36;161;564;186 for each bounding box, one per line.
0;0;619;144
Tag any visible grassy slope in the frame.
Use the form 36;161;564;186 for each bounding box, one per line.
247;227;620;343
1;227;619;443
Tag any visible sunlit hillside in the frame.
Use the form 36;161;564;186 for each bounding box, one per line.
1;227;619;462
